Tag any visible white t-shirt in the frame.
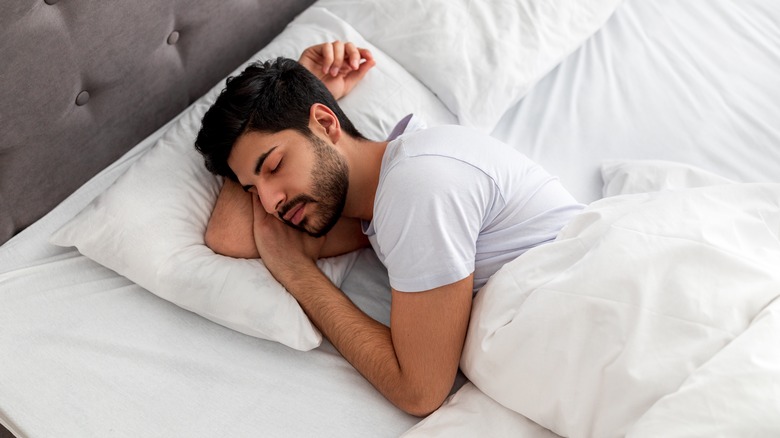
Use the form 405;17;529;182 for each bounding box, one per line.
363;115;584;293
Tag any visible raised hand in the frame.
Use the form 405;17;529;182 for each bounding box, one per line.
298;41;375;100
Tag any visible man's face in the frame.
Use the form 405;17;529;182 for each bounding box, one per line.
228;129;349;237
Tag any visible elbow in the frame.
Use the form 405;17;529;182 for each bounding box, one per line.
204;223;225;255
396;390;448;418
390;372;458;417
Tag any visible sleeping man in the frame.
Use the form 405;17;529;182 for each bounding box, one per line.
194;42;584;416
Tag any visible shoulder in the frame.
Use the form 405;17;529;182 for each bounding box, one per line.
378;125;525;199
382;125;494;175
377;144;497;209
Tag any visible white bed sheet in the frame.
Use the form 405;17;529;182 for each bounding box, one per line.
3;0;780;436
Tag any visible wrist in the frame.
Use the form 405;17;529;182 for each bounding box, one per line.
270;257;321;288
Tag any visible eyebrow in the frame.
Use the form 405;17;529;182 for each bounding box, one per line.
241;146;277;192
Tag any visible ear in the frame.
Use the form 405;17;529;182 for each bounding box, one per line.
309;103;342;144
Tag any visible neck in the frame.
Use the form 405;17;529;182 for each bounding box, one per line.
338;136;388;222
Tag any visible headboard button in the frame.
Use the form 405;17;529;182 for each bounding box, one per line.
167;31;180;45
75;91;90;106
44;0;59;4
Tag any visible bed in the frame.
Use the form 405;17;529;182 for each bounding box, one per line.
2;0;779;436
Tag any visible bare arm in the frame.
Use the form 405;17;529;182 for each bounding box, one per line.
205;179;257;258
205;179;368;259
250;195;473;416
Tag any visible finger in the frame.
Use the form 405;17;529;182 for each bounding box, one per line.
338;48;375;93
320;42;335;75
346;48;376;81
344;65;372;90
345;42;360;70
358;47;375;65
330;40;345;76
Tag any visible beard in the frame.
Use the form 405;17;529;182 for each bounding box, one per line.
278;134;349;238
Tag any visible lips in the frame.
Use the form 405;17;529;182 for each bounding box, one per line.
283;202;305;226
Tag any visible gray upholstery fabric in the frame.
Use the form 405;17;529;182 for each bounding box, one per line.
0;0;315;245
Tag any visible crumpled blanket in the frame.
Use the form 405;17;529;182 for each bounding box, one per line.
455;184;780;437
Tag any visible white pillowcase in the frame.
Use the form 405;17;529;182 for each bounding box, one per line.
601;159;736;197
50;7;456;351
319;0;621;132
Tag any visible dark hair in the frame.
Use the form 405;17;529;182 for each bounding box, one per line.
194;57;363;180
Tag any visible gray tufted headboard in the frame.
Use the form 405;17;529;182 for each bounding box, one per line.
0;0;316;245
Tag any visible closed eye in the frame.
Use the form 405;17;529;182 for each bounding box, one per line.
270;157;282;174
241;146;279;192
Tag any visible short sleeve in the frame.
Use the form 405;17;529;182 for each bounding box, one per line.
372;154;498;292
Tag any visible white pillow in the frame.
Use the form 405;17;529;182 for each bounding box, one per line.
319;0;621;132
50;7;456;351
601;159;736;197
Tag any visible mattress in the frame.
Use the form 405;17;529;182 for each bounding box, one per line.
2;0;779;436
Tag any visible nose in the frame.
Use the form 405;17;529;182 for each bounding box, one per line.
256;181;285;216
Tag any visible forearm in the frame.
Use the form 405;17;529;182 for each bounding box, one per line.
249;195;463;416
281;263;434;416
206;180;259;259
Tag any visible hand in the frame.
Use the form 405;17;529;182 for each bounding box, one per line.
251;195;325;284
298;41;375;100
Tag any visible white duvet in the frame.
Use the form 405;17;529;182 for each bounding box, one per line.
411;183;780;437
